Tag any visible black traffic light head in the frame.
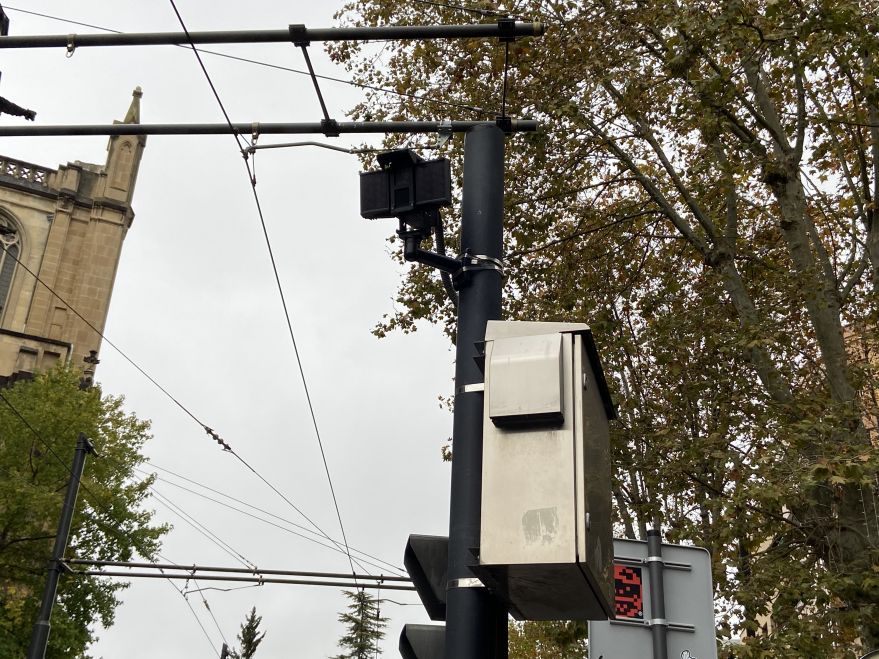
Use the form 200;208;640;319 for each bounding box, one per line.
403;534;448;621
359;149;452;230
399;624;445;659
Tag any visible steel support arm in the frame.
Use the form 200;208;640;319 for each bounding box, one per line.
0;119;538;138
0;21;544;49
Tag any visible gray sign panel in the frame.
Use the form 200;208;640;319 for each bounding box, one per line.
589;539;717;659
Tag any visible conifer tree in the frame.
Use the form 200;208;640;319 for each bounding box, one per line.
229;607;265;659
331;589;388;658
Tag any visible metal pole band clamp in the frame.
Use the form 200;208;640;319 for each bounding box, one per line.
447;577;484;590
456;254;505;277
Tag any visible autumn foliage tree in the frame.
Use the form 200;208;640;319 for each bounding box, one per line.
508;620;587;658
330;1;879;655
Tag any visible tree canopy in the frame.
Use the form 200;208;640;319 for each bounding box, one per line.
0;367;166;658
330;1;879;655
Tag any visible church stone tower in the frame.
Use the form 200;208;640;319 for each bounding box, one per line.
0;88;145;383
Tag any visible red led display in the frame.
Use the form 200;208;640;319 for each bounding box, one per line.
614;564;644;619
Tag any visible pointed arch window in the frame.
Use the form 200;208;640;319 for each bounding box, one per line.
0;215;20;319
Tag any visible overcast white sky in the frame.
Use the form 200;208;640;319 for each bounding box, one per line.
2;2;459;657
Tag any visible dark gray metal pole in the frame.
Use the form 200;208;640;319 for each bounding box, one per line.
27;433;94;659
445;123;506;659
646;529;669;659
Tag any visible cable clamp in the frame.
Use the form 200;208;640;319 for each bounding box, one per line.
495;116;514;133
288;24;310;47
456;253;504;276
497;17;517;42
321;118;341;138
66;34;76;58
251;122;260;144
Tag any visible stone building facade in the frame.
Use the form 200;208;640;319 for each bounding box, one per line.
0;88;145;383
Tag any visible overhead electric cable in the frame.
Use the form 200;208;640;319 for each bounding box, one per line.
0;243;208;432
176;579;222;657
0;240;360;566
166;0;359;583
191;579;229;649
93;442;375;576
139;464;406;575
500;39;510;118
149;473;376;574
0;391;232;655
2;5;491;116
0;393;217;654
149;488;255;568
412;0;523;19
144;463;396;571
0;388;81;482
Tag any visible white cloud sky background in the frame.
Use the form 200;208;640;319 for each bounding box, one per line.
2;2;462;656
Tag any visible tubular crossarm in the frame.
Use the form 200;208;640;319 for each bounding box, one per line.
0;119;539;137
69;570;417;591
0;21;545;49
64;558;412;582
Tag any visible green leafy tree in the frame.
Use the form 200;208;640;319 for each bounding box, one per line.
330;1;879;655
0;366;167;658
331;589;388;658
228;607;266;659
